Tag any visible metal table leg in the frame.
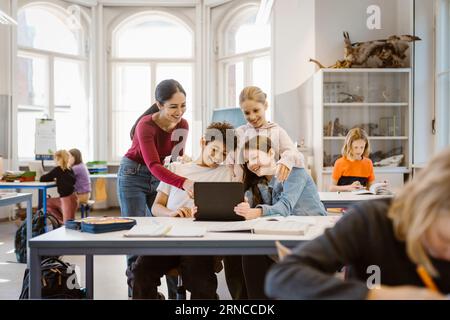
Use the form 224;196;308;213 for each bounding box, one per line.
86;255;94;299
29;248;41;299
26;197;32;268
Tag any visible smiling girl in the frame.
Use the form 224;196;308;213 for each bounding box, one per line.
229;86;305;183
330;127;375;192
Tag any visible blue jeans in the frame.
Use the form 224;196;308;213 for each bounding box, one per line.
117;156;177;298
117;157;160;217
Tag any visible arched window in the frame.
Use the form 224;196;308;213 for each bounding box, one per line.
218;3;272;118
16;3;90;161
110;12;194;160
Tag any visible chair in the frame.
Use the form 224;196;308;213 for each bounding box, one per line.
80;200;95;218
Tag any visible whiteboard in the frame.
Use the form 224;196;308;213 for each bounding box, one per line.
35;119;56;160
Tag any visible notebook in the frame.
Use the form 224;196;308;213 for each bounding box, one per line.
124;224;207;238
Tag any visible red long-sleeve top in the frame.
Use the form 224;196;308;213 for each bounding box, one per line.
124;114;189;189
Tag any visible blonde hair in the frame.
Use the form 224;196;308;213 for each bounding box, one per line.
341;128;370;158
239;86;268;107
54;150;71;171
388;148;450;277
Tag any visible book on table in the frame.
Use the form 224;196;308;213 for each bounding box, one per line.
205;217;315;236
124;224;207;238
352;182;393;195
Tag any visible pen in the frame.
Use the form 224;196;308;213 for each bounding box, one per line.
416;265;440;292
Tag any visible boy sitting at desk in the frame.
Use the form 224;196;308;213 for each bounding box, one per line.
126;122;236;299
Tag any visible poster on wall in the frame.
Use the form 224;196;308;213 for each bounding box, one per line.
35;119;56;161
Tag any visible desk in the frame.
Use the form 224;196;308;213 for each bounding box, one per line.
0;181;57;214
0;193;33;267
319;192;393;209
28;216;337;299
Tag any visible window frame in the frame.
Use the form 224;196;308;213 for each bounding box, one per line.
216;2;272;114
108;9;196;162
16;2;91;164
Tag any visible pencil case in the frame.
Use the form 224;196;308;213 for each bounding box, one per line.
65;217;137;234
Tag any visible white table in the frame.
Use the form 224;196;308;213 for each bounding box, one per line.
28;216;338;299
319;192;393;209
0;193;33;267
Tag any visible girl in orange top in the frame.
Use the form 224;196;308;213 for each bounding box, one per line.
330;128;375;192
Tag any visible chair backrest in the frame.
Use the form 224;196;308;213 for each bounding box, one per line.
211;107;247;128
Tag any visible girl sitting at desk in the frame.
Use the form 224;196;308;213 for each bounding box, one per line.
68;148;91;204
233;135;326;299
329;128;375;192
265;148;450;299
40;150;77;224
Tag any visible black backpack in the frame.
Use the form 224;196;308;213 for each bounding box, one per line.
14;210;61;263
19;257;86;299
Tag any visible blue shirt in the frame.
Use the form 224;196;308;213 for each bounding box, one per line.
245;168;327;217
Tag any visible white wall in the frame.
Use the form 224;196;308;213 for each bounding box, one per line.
273;0;416;151
273;0;315;95
314;0;407;67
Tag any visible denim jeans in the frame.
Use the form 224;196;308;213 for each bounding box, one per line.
117;156;177;298
117;156;160;218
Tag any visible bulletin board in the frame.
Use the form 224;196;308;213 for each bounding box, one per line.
35;119;56;160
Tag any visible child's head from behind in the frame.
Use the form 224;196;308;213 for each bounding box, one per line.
239;86;268;129
68;148;83;167
201;122;236;167
54;150;71;171
389;147;450;277
342;128;370;160
242;135;276;177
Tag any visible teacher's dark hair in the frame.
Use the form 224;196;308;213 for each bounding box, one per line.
130;79;187;139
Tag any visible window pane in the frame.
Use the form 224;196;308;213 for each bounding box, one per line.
114;14;192;58
226;62;244;108
252;55;271;120
113;64;151;111
18;6;81;55
226;9;270;55
113;110;142;159
54;59;89;157
17;54;48;107
156;64;193;155
17;109;44;159
112;64;151;159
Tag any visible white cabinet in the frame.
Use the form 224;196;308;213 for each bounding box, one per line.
312;69;412;191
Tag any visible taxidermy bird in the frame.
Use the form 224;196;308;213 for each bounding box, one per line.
310;32;421;69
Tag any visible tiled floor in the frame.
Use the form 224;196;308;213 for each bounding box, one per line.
0;209;232;300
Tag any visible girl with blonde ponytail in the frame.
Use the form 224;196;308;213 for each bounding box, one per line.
40;150;78;223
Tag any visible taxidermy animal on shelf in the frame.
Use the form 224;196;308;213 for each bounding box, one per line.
374;154;404;167
310;32;421;69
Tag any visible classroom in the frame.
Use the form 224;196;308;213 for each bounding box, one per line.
0;0;449;306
